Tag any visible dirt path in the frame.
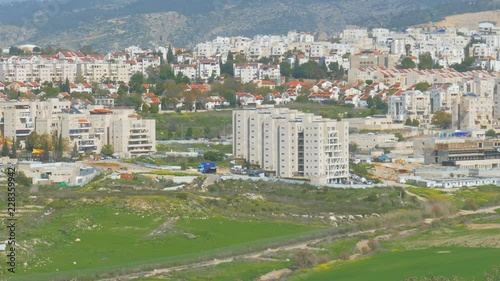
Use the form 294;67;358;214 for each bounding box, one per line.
97;229;384;281
467;224;500;230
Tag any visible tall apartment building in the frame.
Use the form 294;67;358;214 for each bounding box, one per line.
233;106;349;184
452;93;493;130
88;108;156;157
233;63;261;83
388;90;431;124
3;104;34;142
76;60;131;83
0;100;156;158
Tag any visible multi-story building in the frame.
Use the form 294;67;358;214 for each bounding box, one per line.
349;50;399;69
429;84;460;113
388;90;431;124
233;106;349;184
197;59;220;81
87;108;156;157
0;99;156;158
77;60;131;83
173;64;197;80
3;104;34;142
424;135;500;168
234;63;261;83
452;93;494;130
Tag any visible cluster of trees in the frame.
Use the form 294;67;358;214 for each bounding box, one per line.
405;118;420;127
292;61;328;80
366;96;388;114
26;132;69;162
431;111;452;129
1;138;19;159
417;52;442;70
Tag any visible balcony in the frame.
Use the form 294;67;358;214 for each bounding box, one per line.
69;129;90;136
130;130;149;136
79;141;95;147
128;142;153;147
16;129;32;137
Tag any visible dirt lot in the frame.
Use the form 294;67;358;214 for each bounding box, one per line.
372;162;419;182
415;10;500;29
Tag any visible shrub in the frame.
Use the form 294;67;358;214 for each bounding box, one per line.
293;248;318;268
368;238;379;252
339;251;351;260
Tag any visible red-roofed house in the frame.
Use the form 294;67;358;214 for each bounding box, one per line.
188;84;210;93
205;96;230;109
58;92;70;99
8;81;29;93
344;94;360;107
359;94;372;108
77;82;93;94
99;84;118;95
27;81;41;91
308;92;334;102
254;79;276;89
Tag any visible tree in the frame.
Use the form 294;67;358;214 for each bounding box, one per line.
412;119;420;127
2;139;10;157
9;46;24;56
150;103;160;113
203;126;211;139
221;51;235;77
26;131;40;152
55;133;64;161
401;57;416;69
80;45;93;55
41;141;50;163
405;118;413;126
280;61;292;78
129;73;145;93
185;127;193;139
71;143;79;160
167;45;175;64
142;103;150;113
41;45;56;55
293;249;318;269
10;138;17;159
414;82;431;92
59;78;71;93
395;132;405;142
431;111;452;129
293;61;328;79
404;43;411;57
101;144;114;156
203;151;225;161
486;129;497;138
349;142;359;153
418;52;434;70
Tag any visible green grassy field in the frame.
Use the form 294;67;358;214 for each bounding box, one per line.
160;260;292;281
3;200;318;280
282;102;373;120
143;111;232;140
289;247;500;281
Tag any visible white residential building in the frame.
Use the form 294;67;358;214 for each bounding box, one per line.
234;63;261;83
388;90;431;124
197;59;220;80
233;106;349;184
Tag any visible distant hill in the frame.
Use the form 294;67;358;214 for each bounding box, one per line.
0;0;499;51
415;10;500;29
